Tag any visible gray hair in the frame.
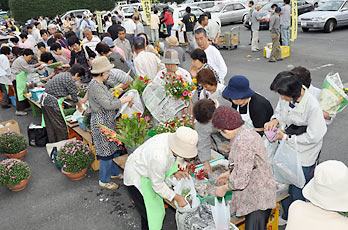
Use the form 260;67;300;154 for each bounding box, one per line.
194;28;207;37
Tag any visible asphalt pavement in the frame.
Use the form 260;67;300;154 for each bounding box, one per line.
1;23;348;230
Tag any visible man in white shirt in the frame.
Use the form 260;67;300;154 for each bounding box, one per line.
133;36;162;80
39;16;47;30
194;28;227;84
124;15;137;45
27;24;41;44
0;46;12;108
205;12;221;45
82;29;100;52
150;10;160;42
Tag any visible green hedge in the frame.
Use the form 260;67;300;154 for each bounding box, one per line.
9;0;114;22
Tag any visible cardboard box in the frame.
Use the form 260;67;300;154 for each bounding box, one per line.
0;120;20;135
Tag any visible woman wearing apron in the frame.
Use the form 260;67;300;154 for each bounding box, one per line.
88;56;134;190
124;127;199;230
222;75;274;136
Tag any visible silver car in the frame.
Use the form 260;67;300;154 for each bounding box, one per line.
299;0;348;32
207;2;249;25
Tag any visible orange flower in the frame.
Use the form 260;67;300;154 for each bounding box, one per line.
181;97;185;100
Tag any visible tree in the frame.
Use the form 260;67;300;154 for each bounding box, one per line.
9;0;114;22
0;0;9;11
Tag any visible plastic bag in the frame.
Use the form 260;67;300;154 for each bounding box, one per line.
174;178;200;213
272;136;306;188
117;89;144;116
210;197;230;230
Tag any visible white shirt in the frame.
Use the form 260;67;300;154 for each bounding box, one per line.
286;201;348;230
207;18;221;41
124;133;177;201
150;14;160;30
39;19;47;30
124;20;136;35
89;20;97;32
272;88;327;166
82;36;101;52
308;84;335;125
104;21;112;32
134;50;162;80
204;45;227;84
0;54;12;85
32;28;41;44
153;67;191;84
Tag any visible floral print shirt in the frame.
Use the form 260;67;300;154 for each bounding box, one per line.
228;125;276;216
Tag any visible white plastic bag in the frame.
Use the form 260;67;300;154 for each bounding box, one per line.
174;178;200;213
272;136;306;188
117;89;144;116
210;197;230;230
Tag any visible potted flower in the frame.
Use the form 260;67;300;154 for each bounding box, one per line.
161;73;196;101
148;114;194;136
0;131;28;159
128;76;150;96
0;159;31;191
57;140;94;180
98;112;151;154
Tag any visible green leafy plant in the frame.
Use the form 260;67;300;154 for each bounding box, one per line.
98;112;151;147
82;113;91;130
56;140;94;173
0;159;31;188
151;115;194;135
0;132;27;154
160;72;196;101
77;84;88;98
128;76;150;96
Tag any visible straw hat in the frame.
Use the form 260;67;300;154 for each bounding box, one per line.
303;160;348;212
166;35;179;46
162;49;180;65
168;127;198;159
91;56;114;74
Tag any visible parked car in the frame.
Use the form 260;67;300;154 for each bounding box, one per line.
244;0;314;30
207;2;249;25
171;6;206;31
299;0;348;32
61;9;91;21
180;1;225;11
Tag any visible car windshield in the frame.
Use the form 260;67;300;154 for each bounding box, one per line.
209;4;225;12
261;1;282;11
316;1;343;10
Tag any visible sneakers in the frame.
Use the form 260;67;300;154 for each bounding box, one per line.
111;173;124;180
278;217;287;226
99;181;119;190
15;111;28;116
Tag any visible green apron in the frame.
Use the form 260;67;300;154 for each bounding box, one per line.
15;71;27;101
41;96;68;134
140;160;178;230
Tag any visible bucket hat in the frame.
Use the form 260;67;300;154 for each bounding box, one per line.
303;160;348;212
166;36;179;46
168;126;198;158
212;106;244;130
222;75;255;100
91;56;114;74
102;37;115;48
162;49;180;65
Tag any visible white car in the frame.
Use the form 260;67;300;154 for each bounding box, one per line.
180;1;225;11
61;9;91;21
207;2;249;25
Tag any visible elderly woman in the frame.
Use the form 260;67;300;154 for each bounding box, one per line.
213;106;276;230
264;71;327;224
88;56;133;190
189;48;218;81
286;160;348;230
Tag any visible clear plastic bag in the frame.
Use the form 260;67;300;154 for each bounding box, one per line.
210;197;230;230
272;136;306;188
174;178;200;213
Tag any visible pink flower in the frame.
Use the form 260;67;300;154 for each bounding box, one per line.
144;116;150;121
182;91;188;97
188;93;193;98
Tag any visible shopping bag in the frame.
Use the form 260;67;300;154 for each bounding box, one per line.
174;178;200;213
210;197;230;230
272;136;306;188
319;72;348;114
27;123;48;147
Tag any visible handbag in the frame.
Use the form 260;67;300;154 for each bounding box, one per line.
27;123;48;147
285;124;307;135
49;147;62;170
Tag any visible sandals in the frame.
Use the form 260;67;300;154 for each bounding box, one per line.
99;181;119;190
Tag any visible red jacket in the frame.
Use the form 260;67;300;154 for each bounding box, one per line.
161;11;174;26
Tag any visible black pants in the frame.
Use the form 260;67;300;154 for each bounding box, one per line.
12;80;30;112
42;105;68;143
126;185;149;230
0;83;10;106
245;209;272;230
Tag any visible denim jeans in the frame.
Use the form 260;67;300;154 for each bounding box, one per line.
280;25;290;46
281;164;315;220
166;24;173;36
99;158;121;183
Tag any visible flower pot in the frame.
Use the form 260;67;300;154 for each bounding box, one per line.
5;149;27;160
61;168;87;180
8;175;31;192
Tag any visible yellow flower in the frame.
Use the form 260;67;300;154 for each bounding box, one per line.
114;92;120;98
183;83;188;87
121;114;128;119
192;78;197;84
140;118;144;121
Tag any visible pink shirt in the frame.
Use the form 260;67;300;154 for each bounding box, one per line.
19;40;35;51
56;49;71;64
112;46;126;61
228;125;276;216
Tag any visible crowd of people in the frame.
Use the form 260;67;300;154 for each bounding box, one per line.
0;4;347;230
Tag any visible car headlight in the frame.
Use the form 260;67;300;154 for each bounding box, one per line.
312;17;326;21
